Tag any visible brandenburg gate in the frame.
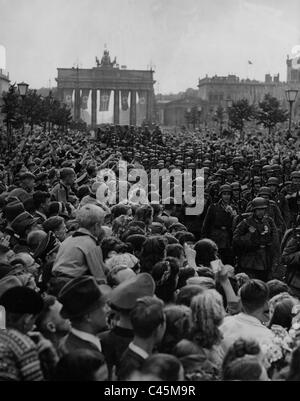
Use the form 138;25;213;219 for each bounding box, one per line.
56;49;156;127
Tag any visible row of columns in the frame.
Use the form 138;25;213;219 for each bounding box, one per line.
60;88;153;127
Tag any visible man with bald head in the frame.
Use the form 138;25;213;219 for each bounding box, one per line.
52;204;107;285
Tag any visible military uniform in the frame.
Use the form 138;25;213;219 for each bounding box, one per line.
233;200;280;281
202;185;237;264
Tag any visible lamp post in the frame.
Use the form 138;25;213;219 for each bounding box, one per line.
186;107;191;130
197;106;202;129
17;81;29;136
226;97;233;130
48;90;54;134
285;89;298;137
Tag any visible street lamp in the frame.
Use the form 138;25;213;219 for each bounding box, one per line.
186;107;191;129
48;90;54;134
197;106;202;129
285;89;299;137
17;82;29;97
226;97;233;129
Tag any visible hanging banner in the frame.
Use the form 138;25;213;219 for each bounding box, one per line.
121;90;129;111
138;90;147;106
64;89;73;108
81;89;90;110
99;89;111;111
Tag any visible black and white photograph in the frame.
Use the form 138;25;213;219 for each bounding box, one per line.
0;0;300;384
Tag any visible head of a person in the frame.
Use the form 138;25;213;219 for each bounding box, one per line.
175;231;195;247
33;191;51;214
240;279;269;324
141;354;184;381
107;266;136;288
52;349;108;381
222;355;269;381
268;293;298;330
252;197;268;220
152;257;180;304
58;276;108;334
43;216;67;242
190;289;225;349
175;285;203;307
134;204;153;227
169;223;187;236
35;295;71;340
101;236;128;261
11;212;39;238
27;230;48;253
125;234;146;258
76;204;106;241
111;203;132;220
60;168;75;186
267;279;290;300
166;244;186;268
222;338;263;376
159;305;191;354
130;296;166;345
0;286;44;333
194;239;218;267
139;236;168;274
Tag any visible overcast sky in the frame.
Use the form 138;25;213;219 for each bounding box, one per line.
0;0;299;93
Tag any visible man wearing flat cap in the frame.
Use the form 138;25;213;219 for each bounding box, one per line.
58;276;108;365
51;168;77;205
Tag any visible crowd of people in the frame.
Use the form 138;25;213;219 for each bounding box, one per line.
1;122;300;381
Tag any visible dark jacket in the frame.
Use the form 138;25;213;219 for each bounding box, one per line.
101;326;133;380
282;235;300;289
118;347;147;381
233;214;280;274
202;201;237;249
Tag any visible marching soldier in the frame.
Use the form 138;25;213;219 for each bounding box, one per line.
202;184;237;264
286;171;300;227
233;197;280;281
267;177;291;228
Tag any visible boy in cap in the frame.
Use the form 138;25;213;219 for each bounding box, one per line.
117;296;166;380
101;272;155;379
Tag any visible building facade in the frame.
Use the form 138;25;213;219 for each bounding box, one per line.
0;69;10;125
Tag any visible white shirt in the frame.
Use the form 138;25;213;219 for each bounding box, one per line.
71;328;102;352
128;342;149;360
220;312;274;354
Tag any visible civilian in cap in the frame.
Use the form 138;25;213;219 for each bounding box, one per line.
51;168;76;205
9;188;32;203
42;216;67;243
0;287;47;381
19;172;36;194
52;204;107;284
58;276;108;361
48;201;69;219
101;273;155;379
10;212;39;253
32;191;51;223
118;296;166;380
35;172;49;192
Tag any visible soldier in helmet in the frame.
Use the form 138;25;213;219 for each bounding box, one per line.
246;186;286;240
286;171;300;227
231;182;248;214
233;197;280;281
201;184;237;264
282;215;300;298
267;177;291;227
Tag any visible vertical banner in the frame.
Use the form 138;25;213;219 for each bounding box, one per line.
81;89;90;109
138;90;147;106
64;89;73;108
121;90;129;111
99;89;111;111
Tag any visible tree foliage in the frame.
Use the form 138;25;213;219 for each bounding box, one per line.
1;85;73;133
255;94;288;134
228;99;255;133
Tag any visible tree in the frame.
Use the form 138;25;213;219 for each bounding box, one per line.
228;99;255;139
255;94;288;135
